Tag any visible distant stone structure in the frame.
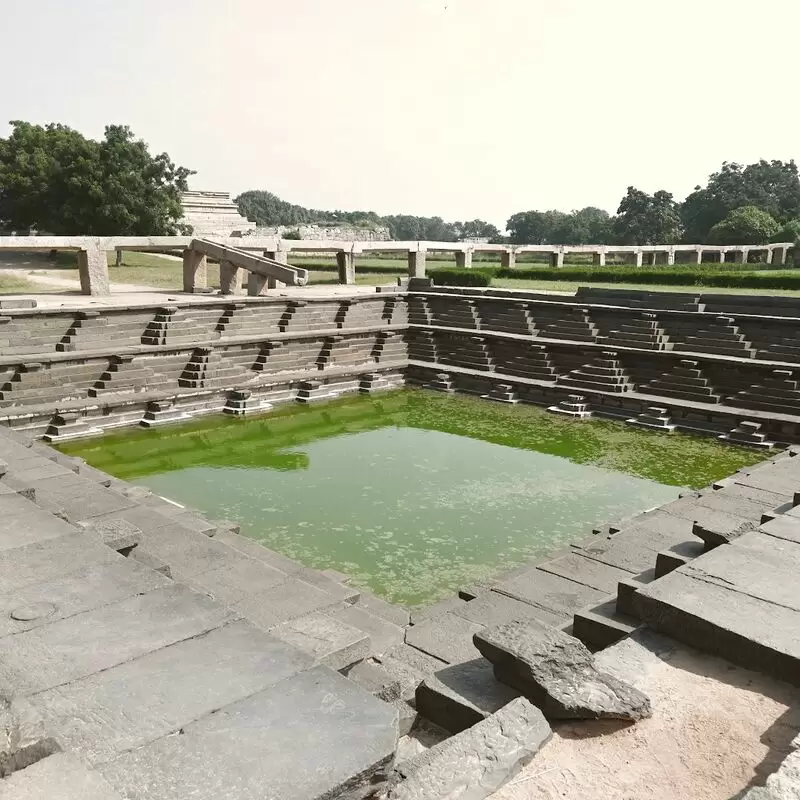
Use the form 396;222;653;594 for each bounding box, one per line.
179;191;254;237
179;190;390;242
252;224;391;242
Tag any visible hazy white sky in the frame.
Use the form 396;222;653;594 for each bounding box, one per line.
3;0;799;227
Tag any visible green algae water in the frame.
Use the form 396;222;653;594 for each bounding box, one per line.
60;390;763;606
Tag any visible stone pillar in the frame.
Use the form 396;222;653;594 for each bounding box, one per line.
666;248;676;266
550;250;564;268
77;246;110;296
182;249;208;293
719;250;726;263
592;252;606;266
455;251;473;269
734;249;749;263
645;252;657;266
695;249;703;265
336;251;356;285
263;249;288;290
773;246;787;266
115;249;123;267
219;259;243;295
500;250;516;269
634;251;644;267
407;250;427;278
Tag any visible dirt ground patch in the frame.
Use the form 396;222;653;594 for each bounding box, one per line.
492;631;800;800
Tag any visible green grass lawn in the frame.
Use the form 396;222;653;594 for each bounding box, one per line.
0;274;43;293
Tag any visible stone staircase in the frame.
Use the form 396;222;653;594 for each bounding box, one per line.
728;370;800;416
596;312;669;351
533;306;598;342
435;334;494;371
491;341;557;380
556;351;634;393
640;359;721;403
474;299;534;336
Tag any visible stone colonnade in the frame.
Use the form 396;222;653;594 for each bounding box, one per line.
0;236;795;295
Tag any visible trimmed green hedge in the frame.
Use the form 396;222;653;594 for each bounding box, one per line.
495;266;800;290
429;268;496;287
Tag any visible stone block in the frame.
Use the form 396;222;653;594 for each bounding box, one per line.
415;658;519;734
272;612;369;670
634;569;800;684
376;644;448;702
99;665;398;800
451;591;568;629
0;533;118;596
233;577;342;630
474;619;651;721
691;507;759;547
355;590;410;627
0;696;59;778
346;659;403;701
760;516;800;545
0;584;238;696
31;620;314;765
78;518;141;553
0;752;124;799
388;697;551;800
0;559;168;638
537;552;633;594
328;603;405;656
493;568;607;617
405;612;484;665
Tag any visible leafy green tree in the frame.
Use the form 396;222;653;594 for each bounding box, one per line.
681;160;800;242
506;210;568;244
0;121;193;235
611;187;683;245
707;206;780;245
452;219;501;241
235;190;313;226
551;207;612;244
772;218;800;243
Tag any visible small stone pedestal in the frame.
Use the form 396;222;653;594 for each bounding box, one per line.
483;383;518;404
719;421;776;449
42;411;103;443
140;400;191;427
296;380;339;404
427;373;455;393
547;394;592;419
359;373;392;394
626;406;677;432
223;389;274;416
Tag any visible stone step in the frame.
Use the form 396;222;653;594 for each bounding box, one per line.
616;568;657;617
414;657;519;734
654;540;706;577
572;598;639;650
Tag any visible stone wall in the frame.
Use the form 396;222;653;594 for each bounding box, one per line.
250;224;391;242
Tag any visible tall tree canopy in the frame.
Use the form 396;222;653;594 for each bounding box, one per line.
0;121;193;235
707;206;780;245
611;187;683;245
506;208;611;245
681;160;800;243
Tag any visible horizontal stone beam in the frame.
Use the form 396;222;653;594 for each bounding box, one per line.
189;239;307;286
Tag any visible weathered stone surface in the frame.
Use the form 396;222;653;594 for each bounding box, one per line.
99;665;399;800
451;591;568;629
691;506;759;547
30;620;314;765
0;584;237;695
388;698;550;800
376;644;447;702
272;612;369;670
0;696;59;778
0;752;124;799
346;659;402;701
473;619;651;721
0;533;118;596
405;613;484;664
416;658;518;734
78;518;142;552
0;559;168;637
492;568;606;618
